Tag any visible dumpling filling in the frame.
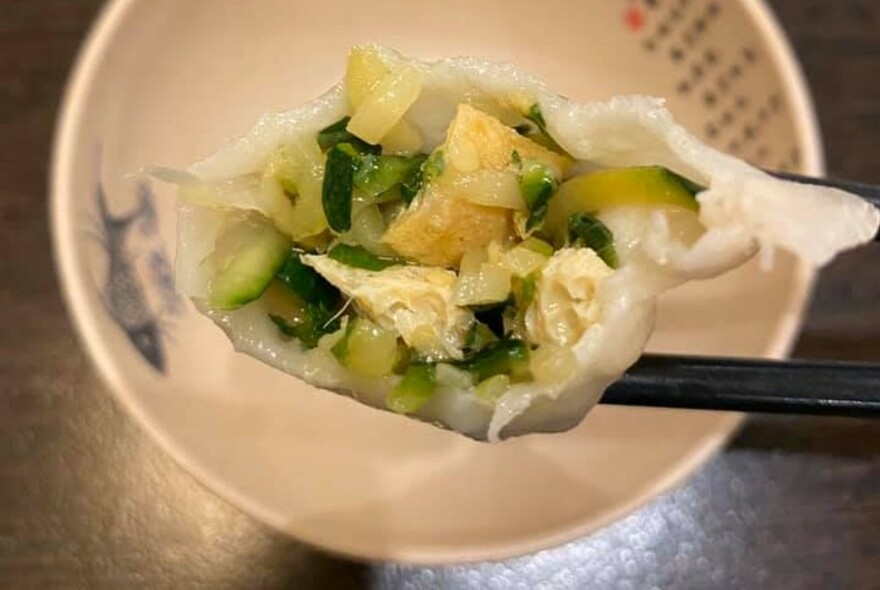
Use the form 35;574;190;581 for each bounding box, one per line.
171;45;879;441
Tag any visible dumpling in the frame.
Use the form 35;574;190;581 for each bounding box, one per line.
170;45;879;441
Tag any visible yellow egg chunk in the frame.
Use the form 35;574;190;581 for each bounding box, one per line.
383;105;569;267
444;104;569;176
382;183;512;267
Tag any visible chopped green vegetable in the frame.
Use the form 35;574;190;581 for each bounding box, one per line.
317;117;381;154
327;243;404;271
516;273;537;308
354;153;427;198
271;254;343;346
459;338;531;383
331;318;356;363
269;305;341;349
474;374;511;402
206;216;292;310
464;321;500;356
423;150;445;183
519;237;554;257
568;213;619;268
331;317;399;377
543;166;702;241
386;363;437;414
519;159;558;230
518;104;570;156
276;250;340;306
322;143;359;232
525;104;547;129
400;150;445;203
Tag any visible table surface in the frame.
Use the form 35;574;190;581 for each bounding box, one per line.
2;1;879;588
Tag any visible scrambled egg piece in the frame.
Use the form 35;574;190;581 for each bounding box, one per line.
302;255;474;360
525;248;614;347
382;104;569;267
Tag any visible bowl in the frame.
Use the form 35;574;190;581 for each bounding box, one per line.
52;0;822;563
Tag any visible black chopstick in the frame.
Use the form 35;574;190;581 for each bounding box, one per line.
602;354;880;417
597;171;880;416
768;170;880;241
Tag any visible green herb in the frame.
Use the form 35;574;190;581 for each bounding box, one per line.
519;159;558;230
354;153;427;198
269;304;341;349
272;251;344;347
330;317;357;363
317;117;381;154
423;150;445;182
525;104;547;129
458;338;531;383
327;243;404;271
516;273;537;308
400;150;445;204
518;104;571;157
322;143;359;232
568;212;619;268
275;250;340;305
386;363;437;414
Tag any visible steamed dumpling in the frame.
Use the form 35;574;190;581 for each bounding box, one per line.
172;45;879;441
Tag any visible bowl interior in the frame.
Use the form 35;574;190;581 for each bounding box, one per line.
53;0;819;563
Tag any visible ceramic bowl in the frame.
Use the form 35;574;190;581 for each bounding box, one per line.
52;0;822;563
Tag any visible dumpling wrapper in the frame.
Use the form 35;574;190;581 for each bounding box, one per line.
176;45;879;441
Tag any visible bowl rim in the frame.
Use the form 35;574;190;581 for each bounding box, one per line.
50;0;823;564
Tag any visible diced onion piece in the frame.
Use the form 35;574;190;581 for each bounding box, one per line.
500;244;549;277
529;344;578;383
346;46;390;108
343;318;399;378
435;363;474;389
261;281;308;323
381;119;423;154
347;66;423;145
458;247;488;275
345;202;398;257
449;169;524;210
445;134;481;172
452;261;512;306
474;374;511;402
261;137;328;240
520;237;554;257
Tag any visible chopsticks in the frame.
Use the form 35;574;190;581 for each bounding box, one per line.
598;171;880;418
602;355;880;417
770;171;880;241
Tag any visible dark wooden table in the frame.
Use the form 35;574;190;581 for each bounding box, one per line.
2;1;878;588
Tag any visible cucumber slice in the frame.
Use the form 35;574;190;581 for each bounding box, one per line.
354;153;427;198
331;316;399;377
459;338;531;383
544;166;702;239
207;216;292;310
322;143;360;232
519;158;558;230
386;363;437;414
